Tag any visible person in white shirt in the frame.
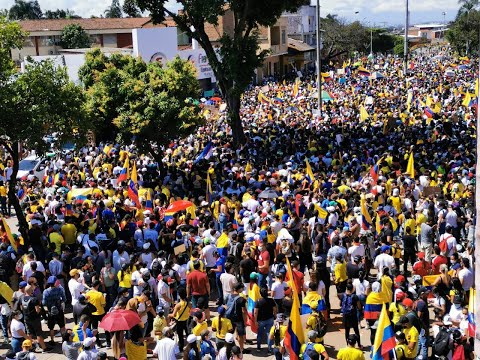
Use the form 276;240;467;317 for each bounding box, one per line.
270;272;289;312
458;257;474;293
348;240;365;262
439;225;457;257
373;246;395;279
153;327;179;360
201;240;217;268
112;241;129;272
220;263;237;302
22;254;45;281
68;269;85;306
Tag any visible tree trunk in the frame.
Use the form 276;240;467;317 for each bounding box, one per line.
226;92;246;148
7;143;29;242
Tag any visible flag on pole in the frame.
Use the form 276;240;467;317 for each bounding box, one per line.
406;152;415;179
130;161;138;184
424;107;434;118
117;157;129;184
194;141;214;164
359;106;370;122
284;258;305;360
128;180;140;208
305;158;315;183
1;218;17;252
369;158;382;185
468;288;476;337
145;190;153;211
216;232;229;257
371;304;396;360
462;92;472;108
206;172;213;204
361;196;372;230
293;82;299;98
246;282;260;334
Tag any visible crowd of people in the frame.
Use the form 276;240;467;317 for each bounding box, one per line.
0;48;477;360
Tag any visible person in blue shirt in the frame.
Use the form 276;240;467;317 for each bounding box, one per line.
211;251;226;305
72;314;94;343
200;329;216;360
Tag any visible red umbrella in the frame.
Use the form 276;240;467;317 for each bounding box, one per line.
166;200;194;213
99;310;141;332
210;97;222;102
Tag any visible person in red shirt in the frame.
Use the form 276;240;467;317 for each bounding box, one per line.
187;260;211;320
257;239;270;288
431;246;448;275
285;260;305;301
412;252;432;278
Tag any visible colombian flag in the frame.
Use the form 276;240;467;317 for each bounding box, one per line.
424;107;434;118
305;158;315;183
358;67;371;77
117;157;129;184
468;288;476;337
44;175;54;185
301;291;328;320
284;258;305;360
364;292;384;320
247;282;260;334
369;161;380;185
1;217;17;252
371;304;396;360
145;191;153;211
216;232;229;257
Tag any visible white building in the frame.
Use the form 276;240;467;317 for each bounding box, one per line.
283;5;317;47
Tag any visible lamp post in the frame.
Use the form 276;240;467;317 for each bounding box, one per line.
315;0;322;116
404;0;409;74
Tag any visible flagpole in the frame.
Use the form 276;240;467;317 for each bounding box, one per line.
403;0;409;75
474;24;480;356
316;0;322;117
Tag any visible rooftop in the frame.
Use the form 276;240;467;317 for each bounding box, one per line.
413;24;445;29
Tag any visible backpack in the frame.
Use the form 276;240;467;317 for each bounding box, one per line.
439;235;451;254
225;295;239;320
21;297;35;316
433;327;451;356
340;293;355;316
299;231;312;254
302;343;316;360
313;312;328;338
452;343;466;360
151;258;162;278
273;323;282;346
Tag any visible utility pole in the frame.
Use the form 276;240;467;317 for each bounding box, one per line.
316;0;322;117
404;0;409;74
475;25;480;359
370;26;373;56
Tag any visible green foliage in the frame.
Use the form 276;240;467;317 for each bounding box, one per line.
44;9;80;19
134;0;306;145
0;17;27;79
105;0;123;18
123;0;142;17
393;36;405;57
446;9;480;55
61;24;92;49
8;0;42;20
79;50;202;159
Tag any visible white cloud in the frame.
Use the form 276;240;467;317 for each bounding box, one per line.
0;0;460;23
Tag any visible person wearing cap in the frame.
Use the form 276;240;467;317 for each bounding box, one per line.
412;251;432;278
153;305;168;340
300;330;329;360
15;339;38;360
184;333;201;359
42;275;66;345
77;336;98;360
217;332;236;360
389;291;407;330
211;305;233;350
269;313;287;359
373;245;395;280
399;315;419;360
337;334;364;360
68;268;86;308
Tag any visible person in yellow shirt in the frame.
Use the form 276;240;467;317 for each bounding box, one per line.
300;330;330;359
394;331;409;360
153;306;168;340
0;180;8;216
118;263;133;289
211;306;233;349
389;291;407;328
61;219;77;246
400;316;419;359
191;311;208;336
334;254;348;298
337;334;365;360
269;314;287;355
49;224;64;254
85;280;110;347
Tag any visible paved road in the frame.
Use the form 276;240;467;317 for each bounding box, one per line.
0;216;372;359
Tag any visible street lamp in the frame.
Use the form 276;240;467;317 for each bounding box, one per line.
316;0;322;116
404;0;409;73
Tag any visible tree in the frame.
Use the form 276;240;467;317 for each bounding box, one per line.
457;0;479;17
44;9;80;19
79;49;203;163
8;0;42;20
134;0;305;147
123;0;142;17
446;9;480;54
0;20;88;239
104;0;123;18
60;24;92;49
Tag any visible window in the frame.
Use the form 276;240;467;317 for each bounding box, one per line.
90;35;102;46
281;30;286;45
23;37;34;47
271;26;280;45
39;36;60;46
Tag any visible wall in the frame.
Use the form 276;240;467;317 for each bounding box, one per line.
132;27;178;64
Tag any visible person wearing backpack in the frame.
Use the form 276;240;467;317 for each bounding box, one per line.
433;324;452;359
438;225;457;257
306;301;327;345
300;330;330;360
42;276;66;346
21;285;51;353
341;283;362;348
224;283;247;353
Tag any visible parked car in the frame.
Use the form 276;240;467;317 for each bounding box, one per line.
16;155;47;180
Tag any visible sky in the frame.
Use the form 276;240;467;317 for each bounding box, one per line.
0;0;461;26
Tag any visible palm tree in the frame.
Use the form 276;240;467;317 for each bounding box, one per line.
457;0;479;18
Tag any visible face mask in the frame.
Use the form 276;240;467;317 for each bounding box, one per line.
258;246;264;251
17;314;23;320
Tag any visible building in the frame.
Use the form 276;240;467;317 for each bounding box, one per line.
407;24;448;42
14;14;289;84
283;5;317;46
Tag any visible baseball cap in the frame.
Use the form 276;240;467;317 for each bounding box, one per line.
47;276;57;285
19;281;27;288
402;298;414;308
69;269;79;277
225;333;235;343
381;245;391;253
307;330;318;339
187;334;198;344
22;339;32;348
353;255;362;263
250;272;258;280
395;291;406;301
395;275;406;283
83;337;97;347
217;306;226;316
417;286;430;296
417;252;425;259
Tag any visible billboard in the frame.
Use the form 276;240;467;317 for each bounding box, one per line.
132;27;178;65
179;49;216;81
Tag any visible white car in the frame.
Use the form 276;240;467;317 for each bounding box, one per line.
16;155;47;180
